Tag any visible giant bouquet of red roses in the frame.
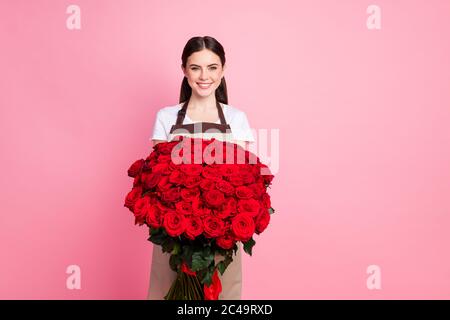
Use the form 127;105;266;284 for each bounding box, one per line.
124;136;275;300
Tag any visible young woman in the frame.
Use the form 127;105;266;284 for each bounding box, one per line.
147;36;255;300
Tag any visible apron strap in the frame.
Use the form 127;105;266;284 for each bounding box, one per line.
175;100;189;126
175;97;227;126
216;101;227;125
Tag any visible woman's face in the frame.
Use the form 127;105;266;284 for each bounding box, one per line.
182;49;226;98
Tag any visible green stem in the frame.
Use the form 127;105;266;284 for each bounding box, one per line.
164;267;205;300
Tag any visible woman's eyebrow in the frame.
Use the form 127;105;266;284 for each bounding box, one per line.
189;63;219;67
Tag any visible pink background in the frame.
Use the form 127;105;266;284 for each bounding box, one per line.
1;0;449;299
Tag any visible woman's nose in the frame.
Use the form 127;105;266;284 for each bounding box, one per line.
200;69;209;80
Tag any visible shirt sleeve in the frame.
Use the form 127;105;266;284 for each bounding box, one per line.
232;111;255;143
150;109;168;141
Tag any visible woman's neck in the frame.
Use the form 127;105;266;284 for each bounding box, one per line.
187;94;217;112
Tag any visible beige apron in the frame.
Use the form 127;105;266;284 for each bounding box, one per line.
147;98;242;300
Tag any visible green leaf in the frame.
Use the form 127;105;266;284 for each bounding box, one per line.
199;263;216;286
243;237;256;256
217;261;226;275
233;243;238;255
148;228;167;246
203;245;212;256
269;207;275;215
161;238;175;253
181;245;194;268
169;254;182;272
217;254;233;275
203;269;213;286
170;242;181;255
191;250;214;271
150;227;161;236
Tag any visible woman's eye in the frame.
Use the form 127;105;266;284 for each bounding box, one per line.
191;67;217;71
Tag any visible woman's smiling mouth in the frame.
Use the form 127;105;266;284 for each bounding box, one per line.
197;82;213;89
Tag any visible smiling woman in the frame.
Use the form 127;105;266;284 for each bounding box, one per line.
147;36;255;300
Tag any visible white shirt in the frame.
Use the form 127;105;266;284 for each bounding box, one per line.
150;102;255;143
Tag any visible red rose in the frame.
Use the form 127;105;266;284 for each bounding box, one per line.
248;183;264;199
220;164;239;177
124;186;142;210
154;141;175;154
241;172;256;184
204;190;225;207
223;197;237;215
152;163;170;174
192;207;212;217
215;180;235;196
202;207;213;217
192;204;212;218
261;193;271;209
231;213;255;242
132;175;141;187
133;196;151;225
143;172;162;190
203;216;225;238
175;201;193;216
157;175;172;191
235;186;254;199
167;161;179;172
162;188;180;203
216;231;235;249
250;165;260;176
180;187;200;202
200;179;216;191
156;201;172;216
213;207;232;219
202;166;222;180
142;160;153;172
157;154;171;163
255;207;270;234
169;170;186;185
145;205;162;228
184;216;203;240
146;152;158;162
163;212;186;237
191;198;206;217
179;164;203;176
237;199;260;217
258;163;274;185
184;175;202;188
127;159;144;177
228;175;244;186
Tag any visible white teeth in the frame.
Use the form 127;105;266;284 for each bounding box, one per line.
198;83;212;88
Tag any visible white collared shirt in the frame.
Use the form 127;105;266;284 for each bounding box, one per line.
150;102;255;143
